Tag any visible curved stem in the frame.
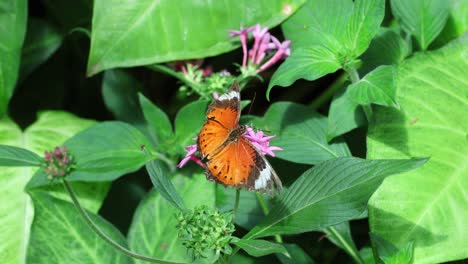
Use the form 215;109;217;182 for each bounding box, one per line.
326;226;364;264
309;73;347;110
255;193;283;243
62;179;185;264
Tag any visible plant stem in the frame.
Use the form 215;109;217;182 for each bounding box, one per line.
62;179;184;264
344;66;373;122
326;226;364;264
309;73;347;110
255;193;283;243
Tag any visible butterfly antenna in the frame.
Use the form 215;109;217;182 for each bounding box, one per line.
247;92;256;115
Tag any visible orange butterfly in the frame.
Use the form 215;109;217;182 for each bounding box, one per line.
197;82;282;193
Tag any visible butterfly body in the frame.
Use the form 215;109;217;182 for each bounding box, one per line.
197;82;282;193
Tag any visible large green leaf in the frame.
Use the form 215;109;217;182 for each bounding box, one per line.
367;36;468;263
27;192;132;264
174;100;208;153
390;0;450;50
0;111;108;264
20;18;62;81
269;0;384;95
256;102;351;165
244;157;427;239
27;121;154;188
347;65;398;108
87;0;306;75
128;173;216;263
0;0;27;117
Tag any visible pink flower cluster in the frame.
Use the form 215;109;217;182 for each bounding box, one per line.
177;127;282;168
44;146;73;178
229;24;291;73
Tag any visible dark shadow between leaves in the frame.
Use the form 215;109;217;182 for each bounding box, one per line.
369;206;447;249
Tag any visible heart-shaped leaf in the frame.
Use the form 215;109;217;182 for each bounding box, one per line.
367;35;468;263
27;192;131;263
0;111;108;264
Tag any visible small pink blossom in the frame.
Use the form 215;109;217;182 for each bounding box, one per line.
228;25;255;67
228;24;291;74
243;126;283;157
177;139;204;168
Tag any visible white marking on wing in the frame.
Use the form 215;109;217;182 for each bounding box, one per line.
255;165;272;189
218;91;239;101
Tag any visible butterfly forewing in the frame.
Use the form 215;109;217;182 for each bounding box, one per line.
198;83;240;159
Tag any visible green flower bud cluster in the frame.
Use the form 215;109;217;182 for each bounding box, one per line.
176;205;235;259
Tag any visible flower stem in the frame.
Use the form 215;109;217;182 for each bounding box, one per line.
344;66;373;122
255;193;283;243
233;189;241;219
62;179;184;264
309;73;347;110
326;226;364;264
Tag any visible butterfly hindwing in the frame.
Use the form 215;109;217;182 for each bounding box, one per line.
206;137;282;193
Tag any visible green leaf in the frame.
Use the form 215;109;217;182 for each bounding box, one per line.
360;247;376;264
87;0;306;75
102;69;145;125
432;0;468;49
370;233;414;264
327;86;366;140
27;121;153;188
367;36;468;263
277;244;315;264
27;192;131;264
128;173;216;263
145;159;185;211
390;0;450;50
233;239;287;257
267;47;342;99
0;0;27;117
0;145;42;166
139;93;173;146
345;0;386;56
257;102;351;164
323;222;360;262
244;157;427;239
174;100;208;152
65;122;153;179
20;18;62;81
359;27;408;75
271;0;384;94
0;111;108;264
348;65;398;108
